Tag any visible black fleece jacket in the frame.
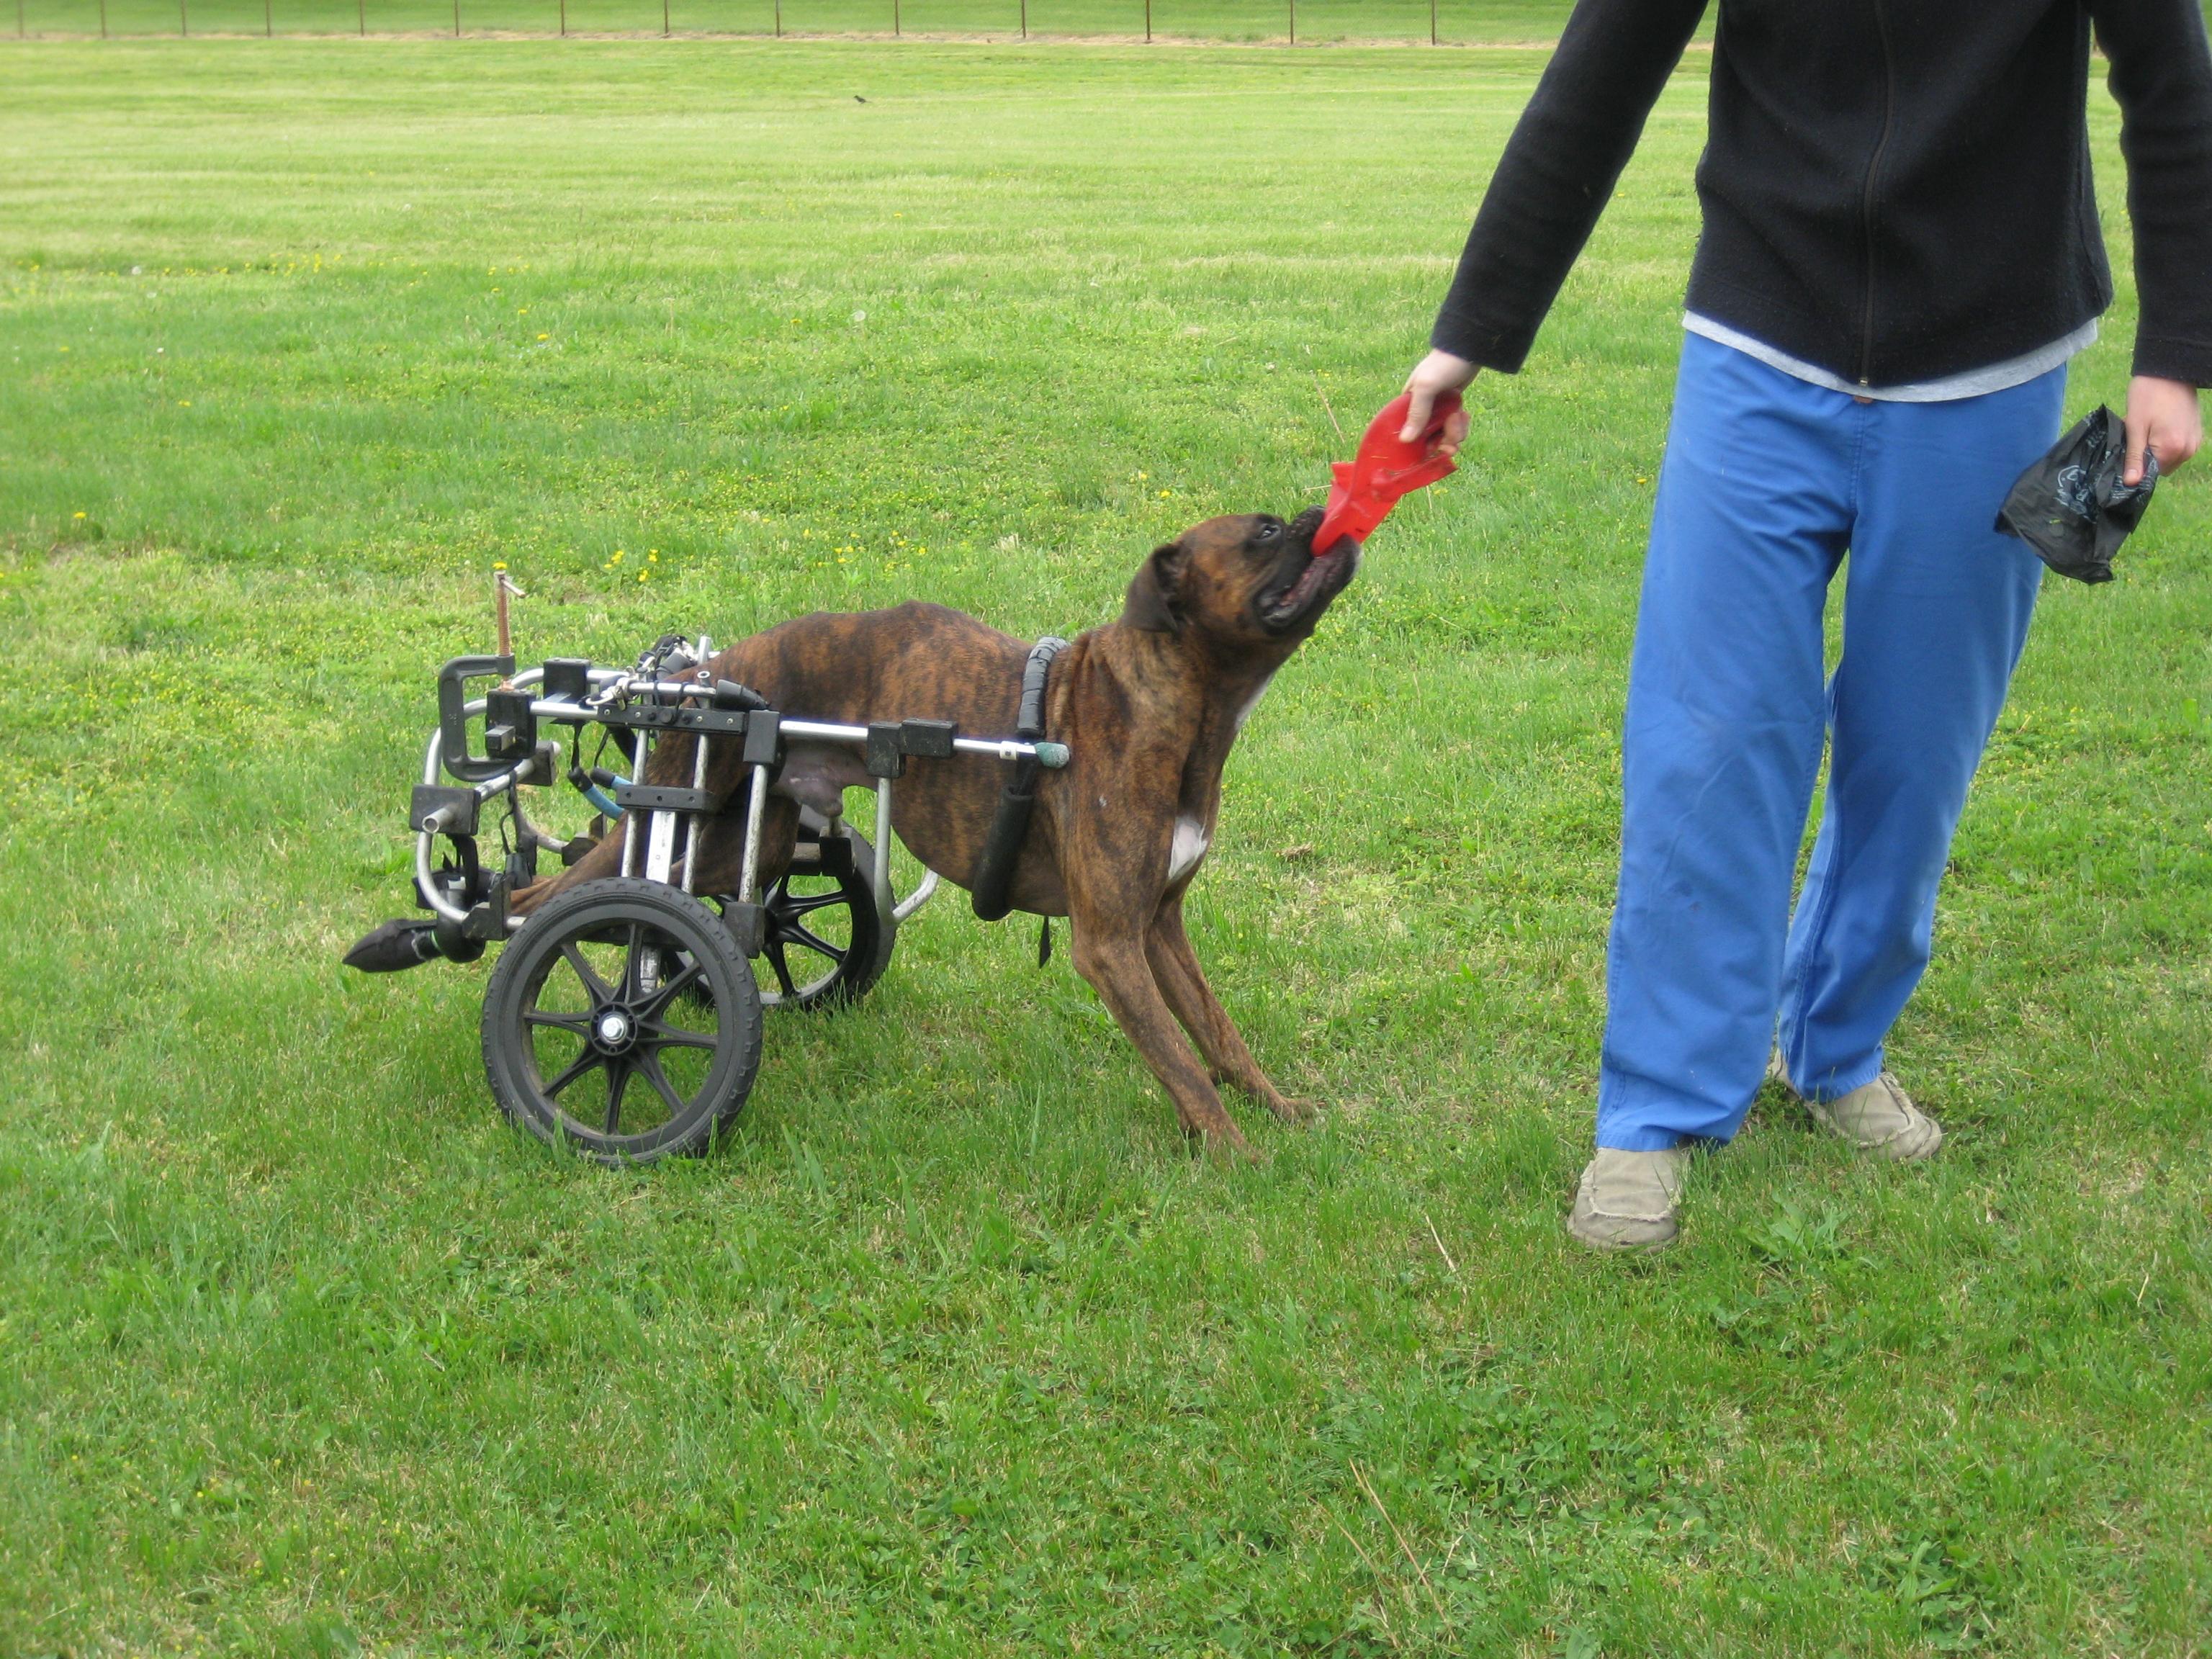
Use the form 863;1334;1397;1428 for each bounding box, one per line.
1431;0;2212;387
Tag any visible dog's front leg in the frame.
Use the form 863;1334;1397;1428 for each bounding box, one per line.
1145;899;1316;1125
1069;924;1253;1156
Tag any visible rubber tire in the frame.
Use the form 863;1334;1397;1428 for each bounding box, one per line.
482;877;763;1165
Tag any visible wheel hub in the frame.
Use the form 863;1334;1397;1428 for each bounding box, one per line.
590;1007;636;1053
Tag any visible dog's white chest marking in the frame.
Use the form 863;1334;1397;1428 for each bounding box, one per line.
1233;670;1278;733
1167;815;1210;885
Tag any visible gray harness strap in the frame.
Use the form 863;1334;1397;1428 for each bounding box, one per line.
970;636;1067;923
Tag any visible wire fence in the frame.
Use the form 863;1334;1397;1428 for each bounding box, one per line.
6;0;1578;44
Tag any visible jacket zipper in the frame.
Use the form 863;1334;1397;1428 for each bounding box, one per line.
1858;0;1898;386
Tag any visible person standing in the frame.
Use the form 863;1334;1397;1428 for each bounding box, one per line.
1401;0;2211;1249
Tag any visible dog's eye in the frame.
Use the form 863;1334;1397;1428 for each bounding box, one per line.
1254;521;1282;542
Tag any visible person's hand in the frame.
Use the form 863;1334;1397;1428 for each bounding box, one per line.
2123;374;2202;485
1400;349;1479;459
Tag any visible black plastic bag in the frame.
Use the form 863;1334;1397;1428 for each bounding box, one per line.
1993;405;2157;585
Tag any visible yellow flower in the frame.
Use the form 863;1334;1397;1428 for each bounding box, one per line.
611;550;624;562
72;511;86;520
537;333;549;341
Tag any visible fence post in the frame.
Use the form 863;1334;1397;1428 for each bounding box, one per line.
101;0;107;35
559;0;566;34
1287;0;1294;44
893;0;899;35
1018;0;1025;38
452;0;459;34
179;0;188;35
774;0;781;35
662;0;669;33
1429;0;1437;45
1143;0;1149;42
264;0;271;35
357;0;364;34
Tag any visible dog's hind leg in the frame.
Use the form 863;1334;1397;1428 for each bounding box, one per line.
1069;921;1253;1156
511;821;627;917
1145;899;1316;1125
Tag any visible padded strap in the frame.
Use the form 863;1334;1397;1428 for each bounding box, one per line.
971;636;1068;924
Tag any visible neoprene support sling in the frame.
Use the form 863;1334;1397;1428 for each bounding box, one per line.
970;636;1067;923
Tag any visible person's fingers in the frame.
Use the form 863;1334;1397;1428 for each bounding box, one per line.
1434;405;1471;460
2154;411;2202;476
2123;404;2152;487
1400;378;1437;444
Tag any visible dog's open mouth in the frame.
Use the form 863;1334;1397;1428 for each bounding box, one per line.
1257;537;1357;632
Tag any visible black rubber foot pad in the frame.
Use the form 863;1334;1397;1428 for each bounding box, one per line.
344;918;442;973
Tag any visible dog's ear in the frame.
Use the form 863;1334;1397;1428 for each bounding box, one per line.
1121;540;1189;634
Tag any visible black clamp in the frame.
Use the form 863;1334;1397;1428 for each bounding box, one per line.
436;655;516;783
485;687;537;763
541;657;593;706
864;717;957;779
410;783;480;836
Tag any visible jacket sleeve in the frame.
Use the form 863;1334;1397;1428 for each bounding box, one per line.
2092;0;2212;385
1431;0;1710;372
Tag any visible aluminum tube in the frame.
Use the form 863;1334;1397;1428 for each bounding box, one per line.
681;729;711;896
775;719;1066;767
891;868;939;923
736;763;771;906
644;811;678;884
872;779;894;925
415;831;471;924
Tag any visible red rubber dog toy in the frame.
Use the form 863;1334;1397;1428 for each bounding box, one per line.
1312;390;1462;554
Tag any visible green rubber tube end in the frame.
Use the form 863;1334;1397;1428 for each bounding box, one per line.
1034;741;1070;769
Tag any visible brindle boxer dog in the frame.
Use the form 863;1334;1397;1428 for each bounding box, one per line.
514;505;1356;1155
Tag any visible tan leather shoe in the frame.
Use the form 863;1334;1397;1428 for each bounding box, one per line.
1806;1071;1943;1161
1567;1147;1689;1251
1773;1059;1944;1162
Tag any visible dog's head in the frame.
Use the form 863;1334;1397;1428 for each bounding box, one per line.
1120;506;1356;653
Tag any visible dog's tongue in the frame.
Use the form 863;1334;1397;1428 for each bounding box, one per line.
1277;547;1338;612
1312;390;1461;554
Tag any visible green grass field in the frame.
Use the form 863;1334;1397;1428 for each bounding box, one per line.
12;0;1583;43
3;33;2209;1659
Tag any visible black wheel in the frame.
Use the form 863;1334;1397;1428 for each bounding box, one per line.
481;878;763;1165
744;826;896;1013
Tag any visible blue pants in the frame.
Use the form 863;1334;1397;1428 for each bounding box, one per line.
1596;333;2067;1151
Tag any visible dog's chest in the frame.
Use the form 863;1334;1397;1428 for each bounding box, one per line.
1167;814;1211;885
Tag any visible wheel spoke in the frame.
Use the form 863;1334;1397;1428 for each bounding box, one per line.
542;1048;600;1100
783;922;848;964
642;1020;718;1051
603;1058;633;1135
559;941;613;1002
524;1009;594;1037
765;940;798;997
635;1050;688;1118
619;923;648;1003
637;958;704;1020
777;886;854;917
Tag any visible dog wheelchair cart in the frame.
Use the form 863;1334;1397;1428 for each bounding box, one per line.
377;635;1068;1165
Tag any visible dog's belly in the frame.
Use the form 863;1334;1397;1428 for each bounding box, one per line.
772;742;875;819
